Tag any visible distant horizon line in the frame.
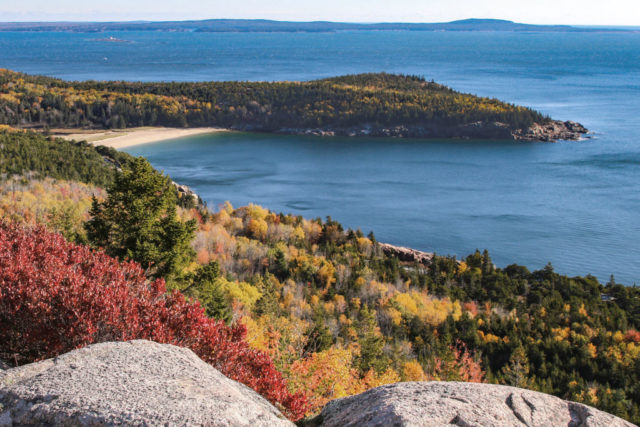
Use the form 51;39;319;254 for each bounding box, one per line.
0;18;637;28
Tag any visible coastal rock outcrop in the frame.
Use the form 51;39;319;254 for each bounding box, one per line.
378;242;434;266
514;120;589;142
307;381;634;427
171;180;203;207
0;340;293;426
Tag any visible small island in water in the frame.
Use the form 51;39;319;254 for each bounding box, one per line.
94;36;133;43
0;69;587;142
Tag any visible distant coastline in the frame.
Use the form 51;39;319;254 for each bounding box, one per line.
0;18;635;34
53;127;227;149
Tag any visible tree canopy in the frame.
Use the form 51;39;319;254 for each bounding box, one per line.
0;69;548;137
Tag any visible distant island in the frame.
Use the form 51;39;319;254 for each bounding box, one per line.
0;69;587;142
0;18;634;33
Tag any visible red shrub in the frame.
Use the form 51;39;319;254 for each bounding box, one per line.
0;221;307;420
625;329;640;343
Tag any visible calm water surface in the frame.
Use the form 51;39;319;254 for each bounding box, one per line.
1;30;638;283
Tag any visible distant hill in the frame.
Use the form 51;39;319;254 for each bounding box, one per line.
0;18;631;33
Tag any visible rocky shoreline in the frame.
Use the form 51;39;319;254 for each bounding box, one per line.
514;120;588;142
233;119;588;142
378;243;434;266
50;120;588;145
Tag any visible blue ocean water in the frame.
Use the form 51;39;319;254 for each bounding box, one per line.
1;30;639;284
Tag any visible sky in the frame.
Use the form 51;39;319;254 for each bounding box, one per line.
0;0;638;26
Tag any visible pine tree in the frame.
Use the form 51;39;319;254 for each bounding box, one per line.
356;305;387;374
187;261;232;323
85;157;196;284
254;274;282;317
269;246;289;281
482;249;494;276
501;345;532;388
303;316;334;355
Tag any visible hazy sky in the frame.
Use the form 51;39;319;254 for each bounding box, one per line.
1;0;638;26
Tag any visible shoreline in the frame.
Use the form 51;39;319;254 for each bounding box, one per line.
52;127;228;149
235;119;588;142
49;122;588;147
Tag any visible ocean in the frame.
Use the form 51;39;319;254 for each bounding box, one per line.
1;30;639;284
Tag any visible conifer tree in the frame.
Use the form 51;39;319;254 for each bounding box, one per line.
501;345;532;388
357;305;387;374
254;274;282;317
303;314;334;355
482;249;494;276
85;157;196;284
187;261;232;323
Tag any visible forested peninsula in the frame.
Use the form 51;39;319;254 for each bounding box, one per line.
0;69;586;142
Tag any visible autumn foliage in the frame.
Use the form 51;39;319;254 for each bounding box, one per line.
4;140;640;423
0;69;547;132
0;221;307;420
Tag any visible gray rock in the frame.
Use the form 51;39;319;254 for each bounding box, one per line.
378;242;434;266
0;340;293;426
0;361;8;371
514;120;588;142
311;381;635;427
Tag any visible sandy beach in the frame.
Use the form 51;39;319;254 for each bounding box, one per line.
53;127;228;149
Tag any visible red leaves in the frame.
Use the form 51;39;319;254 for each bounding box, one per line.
451;340;485;383
0;222;308;420
624;329;640;344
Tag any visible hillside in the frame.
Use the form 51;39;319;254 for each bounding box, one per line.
0;127;132;187
1;131;639;423
0;69;586;141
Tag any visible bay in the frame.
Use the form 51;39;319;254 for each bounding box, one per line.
1;30;638;284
